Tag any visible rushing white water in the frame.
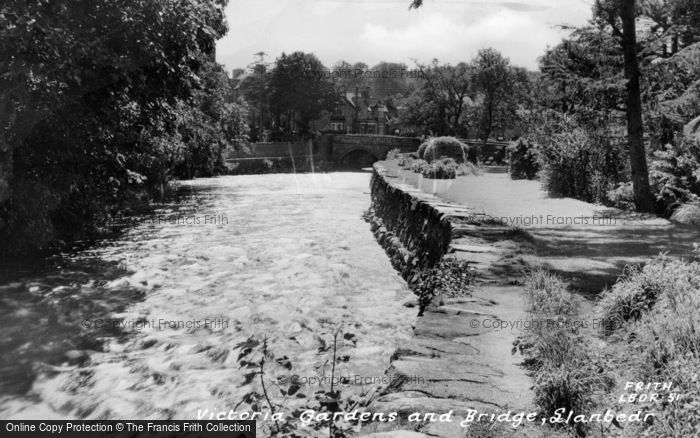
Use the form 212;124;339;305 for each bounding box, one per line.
0;172;414;431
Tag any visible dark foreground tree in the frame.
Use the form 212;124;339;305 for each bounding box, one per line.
0;0;230;254
595;0;656;212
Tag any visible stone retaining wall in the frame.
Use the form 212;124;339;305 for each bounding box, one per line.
367;163;452;284
362;161;536;437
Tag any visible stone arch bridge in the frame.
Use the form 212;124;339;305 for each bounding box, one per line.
322;135;419;167
225;134;509;171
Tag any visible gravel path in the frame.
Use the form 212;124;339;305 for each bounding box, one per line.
399;169;700;294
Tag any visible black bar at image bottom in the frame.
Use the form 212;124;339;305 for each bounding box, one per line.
1;421;256;438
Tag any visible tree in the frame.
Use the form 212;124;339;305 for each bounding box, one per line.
223;100;251;153
641;0;700;56
472;48;528;142
173;61;234;179
397;91;443;135
409;59;473;136
268;52;338;134
538;26;625;121
595;0;656;212
0;0;230;253
370;61;416;98
332;60;371;93
239;52;271;140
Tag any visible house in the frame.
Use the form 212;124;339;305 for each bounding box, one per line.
311;91;389;135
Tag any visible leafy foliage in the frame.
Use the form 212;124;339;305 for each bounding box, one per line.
473;48;530;142
233;330;363;437
410;159;430;174
416;140;429;159
238;52;271;142
649;136;700;214
606;181;636;210
529;112;628;205
396;154;415;168
416;257;474;315
395;53;528;139
507;138;540;180
420;158;458;179
670;202;700;224
400;60;473;136
514;269;614;437
594;255;700;437
172;62;249;179
596;257;700;335
0;0;233;254
422;136;469;163
268;52;338;134
523;269;577;318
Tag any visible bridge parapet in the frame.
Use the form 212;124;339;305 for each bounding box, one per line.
224;135;510;171
330;135;420;164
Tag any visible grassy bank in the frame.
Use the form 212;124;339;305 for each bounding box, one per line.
596;255;700;437
515;269;614;437
518;257;700;437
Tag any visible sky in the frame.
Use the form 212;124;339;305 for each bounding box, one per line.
217;0;595;74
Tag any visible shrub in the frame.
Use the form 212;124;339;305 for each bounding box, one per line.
595;258;700;335
421;157;458;179
524;269;577;317
634;284;700;373
649;138;700;215
515;269;613;437
606;182;635;211
507;138;539;180
416;257;474;315
595;256;700;436
638;355;700;437
410;159;429;174
670;202;700;224
422;137;469;163
539;128;627;204
533;357;602;438
397;155;414;168
417;140;430;159
172;100;229;179
385;148;401;160
530;113;627;205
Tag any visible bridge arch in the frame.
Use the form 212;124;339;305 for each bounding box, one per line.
337;148;379;168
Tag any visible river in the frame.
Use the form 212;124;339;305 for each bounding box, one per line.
0;172;415;433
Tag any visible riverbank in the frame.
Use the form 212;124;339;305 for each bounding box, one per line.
363;161;547;437
366;159;700;437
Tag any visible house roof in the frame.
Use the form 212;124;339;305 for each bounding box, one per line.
344;92;389;112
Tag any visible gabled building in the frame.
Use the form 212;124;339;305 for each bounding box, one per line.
311;91;389;135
